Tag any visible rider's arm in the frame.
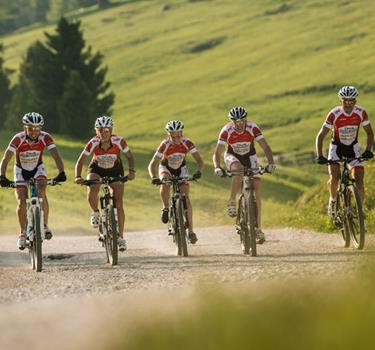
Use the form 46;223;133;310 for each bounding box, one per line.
213;143;225;168
315;126;330;157
49;147;65;173
257;138;274;164
363;124;374;151
0;150;13;176
124;150;136;179
148;155;161;178
192;150;204;172
75;152;88;179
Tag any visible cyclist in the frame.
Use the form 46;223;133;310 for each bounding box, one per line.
213;106;275;243
316;86;374;216
148;120;204;244
0;112;66;250
74;116;135;252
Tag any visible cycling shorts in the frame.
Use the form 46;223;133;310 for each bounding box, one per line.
159;164;189;178
224;152;260;178
14;163;46;187
88;160;124;178
328;142;363;168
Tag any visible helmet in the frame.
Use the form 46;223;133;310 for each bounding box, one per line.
22;112;44;126
338;86;358;99
228;106;247;120
165;120;184;133
95;116;114;128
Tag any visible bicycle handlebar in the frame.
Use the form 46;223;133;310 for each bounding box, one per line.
82;175;129;186
159;176;196;185
326;157;369;164
6;178;62;188
226;167;268;177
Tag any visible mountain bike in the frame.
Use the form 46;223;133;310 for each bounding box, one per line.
6;178;61;272
158;176;196;257
83;176;128;265
227;167;268;256
328;157;367;249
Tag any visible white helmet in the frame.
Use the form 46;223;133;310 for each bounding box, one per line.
22;112;44;126
228;106;247;120
95;116;114;128
338;86;358;99
165;120;184;133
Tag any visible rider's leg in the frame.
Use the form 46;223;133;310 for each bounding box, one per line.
15;186;28;233
87;173;101;211
229;161;243;202
328;163;340;200
352;166;365;204
181;183;193;232
111;182;125;238
36;180;48;226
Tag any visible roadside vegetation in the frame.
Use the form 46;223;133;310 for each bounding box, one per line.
1;0;375;233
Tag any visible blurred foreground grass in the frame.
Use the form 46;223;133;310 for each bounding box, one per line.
110;261;375;350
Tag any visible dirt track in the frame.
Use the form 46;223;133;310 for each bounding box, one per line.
1;227;374;349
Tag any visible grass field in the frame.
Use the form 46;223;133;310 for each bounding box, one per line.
1;0;375;234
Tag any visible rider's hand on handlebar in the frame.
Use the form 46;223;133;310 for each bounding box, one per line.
192;170;202;180
214;167;225;177
266;163;276;173
361;150;374;159
75;176;84;184
127;171;136;181
0;175;11;187
53;171;67;183
317;155;328;164
151;177;162;185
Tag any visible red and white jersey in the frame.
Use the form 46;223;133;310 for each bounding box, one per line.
154;138;197;170
83;135;129;169
6;131;56;171
218;122;264;156
324;105;370;146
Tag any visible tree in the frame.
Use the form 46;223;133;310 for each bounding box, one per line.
98;0;111;9
7;17;114;136
0;44;12;129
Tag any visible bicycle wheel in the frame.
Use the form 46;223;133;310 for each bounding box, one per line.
335;192;350;248
31;208;43;272
237;195;250;255
247;195;257;257
345;185;365;249
176;198;188;257
106;206;118;265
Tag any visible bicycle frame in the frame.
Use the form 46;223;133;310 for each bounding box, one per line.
161;176;195;257
227;167;267;256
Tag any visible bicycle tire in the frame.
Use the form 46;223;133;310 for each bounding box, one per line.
176;198;188;257
106;206;118;265
335;192;350;248
346;185;365;250
237;195;250;255
34;208;43;272
247;195;257;257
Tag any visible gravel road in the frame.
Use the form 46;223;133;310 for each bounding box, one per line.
1;226;374;350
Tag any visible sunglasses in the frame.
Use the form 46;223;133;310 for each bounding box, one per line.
25;126;42;131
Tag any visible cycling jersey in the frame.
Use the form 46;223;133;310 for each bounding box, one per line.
83;135;129;169
6;131;56;171
154;138;197;170
324;105;370;146
218;122;264;156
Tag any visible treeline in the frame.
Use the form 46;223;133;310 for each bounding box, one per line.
0;17;114;138
0;0;113;36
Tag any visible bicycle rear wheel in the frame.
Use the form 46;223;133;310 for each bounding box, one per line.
106;206;118;265
346;185;365;249
176;198;188;257
335;192;350;247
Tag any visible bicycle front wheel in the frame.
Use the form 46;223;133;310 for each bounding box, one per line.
345;185;365;250
30;208;43;272
335;192;350;248
237;195;250;255
105;206;118;265
246;195;257;257
176;198;188;257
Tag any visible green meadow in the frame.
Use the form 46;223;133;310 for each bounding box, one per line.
1;0;375;233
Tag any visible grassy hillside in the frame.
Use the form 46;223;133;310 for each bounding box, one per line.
1;0;375;234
